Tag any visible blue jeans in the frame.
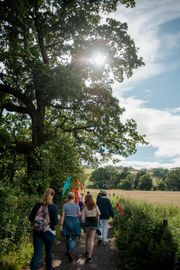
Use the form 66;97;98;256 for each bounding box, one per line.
65;234;78;253
62;216;80;254
31;230;55;270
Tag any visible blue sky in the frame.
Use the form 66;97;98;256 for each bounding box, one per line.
109;0;180;169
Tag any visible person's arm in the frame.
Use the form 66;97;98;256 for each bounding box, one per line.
49;204;59;228
59;203;66;230
96;206;101;222
29;202;41;223
54;205;59;225
81;207;86;222
60;211;65;224
108;201;114;218
77;205;81;218
60;210;65;231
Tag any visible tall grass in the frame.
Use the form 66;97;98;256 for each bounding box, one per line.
112;197;180;270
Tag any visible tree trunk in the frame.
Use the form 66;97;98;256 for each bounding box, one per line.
27;150;43;176
32;110;45;147
27;102;45;175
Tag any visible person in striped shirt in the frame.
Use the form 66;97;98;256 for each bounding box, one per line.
60;192;81;262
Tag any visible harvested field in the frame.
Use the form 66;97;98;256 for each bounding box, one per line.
89;189;180;207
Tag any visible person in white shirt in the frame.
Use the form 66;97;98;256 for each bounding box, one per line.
81;194;100;263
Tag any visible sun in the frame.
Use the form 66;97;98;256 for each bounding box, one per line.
89;52;106;67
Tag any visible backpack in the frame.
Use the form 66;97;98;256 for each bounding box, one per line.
33;204;50;232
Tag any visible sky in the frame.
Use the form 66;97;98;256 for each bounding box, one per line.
110;0;180;169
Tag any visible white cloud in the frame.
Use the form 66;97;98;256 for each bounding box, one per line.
102;155;180;169
100;94;180;168
170;107;180;114
119;96;180;161
161;32;180;54
111;0;180;92
144;89;152;96
108;0;180;169
117;159;180;169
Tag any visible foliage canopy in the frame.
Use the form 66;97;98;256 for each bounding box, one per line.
0;0;145;175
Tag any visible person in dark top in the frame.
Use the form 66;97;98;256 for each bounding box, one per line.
29;188;59;270
96;189;102;205
96;190;114;245
78;193;85;211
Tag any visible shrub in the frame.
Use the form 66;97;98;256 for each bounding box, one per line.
113;199;179;270
0;186;39;267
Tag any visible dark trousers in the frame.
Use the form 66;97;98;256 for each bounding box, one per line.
31;230;55;270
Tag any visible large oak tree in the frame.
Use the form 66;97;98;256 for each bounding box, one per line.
0;0;145;174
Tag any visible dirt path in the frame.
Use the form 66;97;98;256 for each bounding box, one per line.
33;227;120;270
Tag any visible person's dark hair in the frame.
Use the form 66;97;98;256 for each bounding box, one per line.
85;194;96;210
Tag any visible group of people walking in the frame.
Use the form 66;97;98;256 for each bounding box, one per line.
29;188;114;270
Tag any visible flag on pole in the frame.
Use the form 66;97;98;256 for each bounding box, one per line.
62;176;72;195
116;202;126;216
73;187;79;203
75;178;83;190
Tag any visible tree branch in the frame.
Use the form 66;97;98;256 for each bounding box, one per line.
1;103;31;115
49;103;74;110
60;125;94;133
34;10;49;64
14;141;33;154
0;83;35;111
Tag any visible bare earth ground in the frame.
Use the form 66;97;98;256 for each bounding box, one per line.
26;227;120;270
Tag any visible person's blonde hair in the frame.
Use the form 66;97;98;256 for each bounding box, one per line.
41;188;55;205
68;192;74;200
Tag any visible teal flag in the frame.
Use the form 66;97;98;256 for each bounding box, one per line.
62;176;72;195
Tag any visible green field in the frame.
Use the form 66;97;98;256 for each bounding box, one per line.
89;189;180;207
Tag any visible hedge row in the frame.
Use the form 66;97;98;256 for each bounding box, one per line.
113;198;180;270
